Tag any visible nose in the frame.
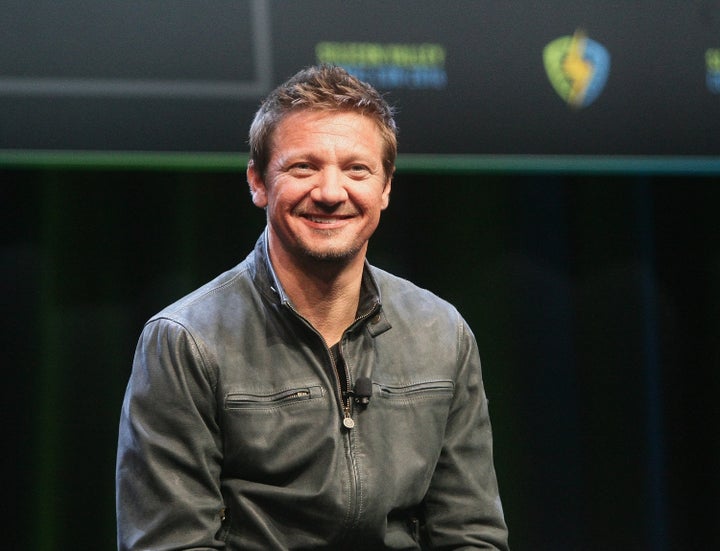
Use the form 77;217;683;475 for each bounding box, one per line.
310;168;348;205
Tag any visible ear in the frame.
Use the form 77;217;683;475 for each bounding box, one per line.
247;160;268;208
380;172;393;210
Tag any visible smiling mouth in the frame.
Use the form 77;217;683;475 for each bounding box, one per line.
302;213;355;224
307;216;340;224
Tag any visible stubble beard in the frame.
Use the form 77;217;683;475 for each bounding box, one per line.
295;234;363;265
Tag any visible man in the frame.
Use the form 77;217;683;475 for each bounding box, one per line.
116;65;509;550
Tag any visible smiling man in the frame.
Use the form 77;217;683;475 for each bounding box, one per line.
116;65;509;550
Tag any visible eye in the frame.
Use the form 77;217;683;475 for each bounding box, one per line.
287;162;315;176
347;164;371;178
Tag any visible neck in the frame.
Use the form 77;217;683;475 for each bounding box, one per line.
268;244;366;346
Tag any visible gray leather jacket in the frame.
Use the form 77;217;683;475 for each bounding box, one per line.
116;231;509;550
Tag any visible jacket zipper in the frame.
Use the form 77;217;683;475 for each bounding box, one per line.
282;298;380;539
377;380;455;396
225;386;322;408
337;301;381;429
328;344;355;429
281;302;352;428
283;299;380;430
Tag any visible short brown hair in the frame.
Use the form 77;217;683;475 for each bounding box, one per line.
249;65;397;179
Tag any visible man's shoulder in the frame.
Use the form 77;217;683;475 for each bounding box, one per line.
369;265;459;319
368;266;475;361
149;258;254;326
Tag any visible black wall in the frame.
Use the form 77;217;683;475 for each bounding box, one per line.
4;167;720;549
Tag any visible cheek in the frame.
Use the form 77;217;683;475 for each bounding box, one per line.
266;186;307;218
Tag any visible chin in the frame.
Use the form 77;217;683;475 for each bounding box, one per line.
300;244;361;264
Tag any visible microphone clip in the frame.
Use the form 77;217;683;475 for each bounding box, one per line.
351;376;373;406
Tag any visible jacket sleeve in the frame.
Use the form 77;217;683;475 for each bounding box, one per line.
116;317;226;550
422;316;510;550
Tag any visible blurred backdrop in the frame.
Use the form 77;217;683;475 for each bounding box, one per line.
3;1;720;549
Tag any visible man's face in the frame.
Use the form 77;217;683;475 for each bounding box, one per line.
248;109;392;268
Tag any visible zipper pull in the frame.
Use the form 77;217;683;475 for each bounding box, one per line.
342;406;355;429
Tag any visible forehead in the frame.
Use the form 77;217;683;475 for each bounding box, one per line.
270;109;383;155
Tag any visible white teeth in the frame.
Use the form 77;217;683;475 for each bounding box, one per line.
308;216;334;223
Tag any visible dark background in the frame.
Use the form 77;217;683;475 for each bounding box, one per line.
2;1;720;549
5;168;720;550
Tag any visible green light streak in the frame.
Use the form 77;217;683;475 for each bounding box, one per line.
35;176;63;551
0;150;719;175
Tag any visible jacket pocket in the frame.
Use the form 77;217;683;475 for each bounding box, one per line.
225;385;324;410
376;380;454;399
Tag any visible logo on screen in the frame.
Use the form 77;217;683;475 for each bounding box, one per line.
706;48;720;94
315;42;447;90
543;31;610;108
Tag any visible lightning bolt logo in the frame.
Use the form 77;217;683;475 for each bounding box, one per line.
562;31;593;106
543;30;611;109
